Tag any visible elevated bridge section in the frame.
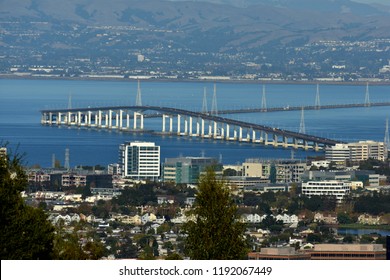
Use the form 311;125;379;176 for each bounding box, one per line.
40;105;344;151
218;101;390;115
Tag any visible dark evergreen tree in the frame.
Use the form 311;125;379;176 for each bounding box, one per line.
184;168;248;259
0;154;55;259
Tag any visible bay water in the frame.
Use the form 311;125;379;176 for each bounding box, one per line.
1;79;389;168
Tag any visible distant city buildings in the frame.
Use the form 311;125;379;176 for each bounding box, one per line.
119;141;160;180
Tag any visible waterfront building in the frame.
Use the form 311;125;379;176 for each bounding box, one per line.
301;180;351;203
119;141;160;180
326;140;387;163
162;157;221;184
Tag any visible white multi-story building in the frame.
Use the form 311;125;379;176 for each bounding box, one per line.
348;140;387;162
301;180;351;203
119;141;160;180
325;143;350;162
326;141;387;163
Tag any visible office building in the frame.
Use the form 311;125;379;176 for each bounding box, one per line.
119;141;160;180
162;157;221;184
301;180;351;203
243;159;306;183
326;141;387;163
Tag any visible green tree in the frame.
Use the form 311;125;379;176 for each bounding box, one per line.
54;228;87;260
0;154;55;259
184;168;248;259
337;212;353;224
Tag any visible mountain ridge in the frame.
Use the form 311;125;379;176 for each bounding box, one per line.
1;0;390;52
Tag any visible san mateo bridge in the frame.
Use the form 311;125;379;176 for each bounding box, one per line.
40;82;390;152
40;104;344;151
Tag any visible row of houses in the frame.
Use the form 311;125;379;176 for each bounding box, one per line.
241;213;299;224
314;212;390;225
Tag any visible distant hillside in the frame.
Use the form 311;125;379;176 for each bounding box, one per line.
1;0;390;52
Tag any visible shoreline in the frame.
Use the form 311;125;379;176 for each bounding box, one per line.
2;74;390;86
328;224;390;231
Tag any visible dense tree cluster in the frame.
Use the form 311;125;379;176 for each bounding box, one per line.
0;154;55;259
354;192;390;215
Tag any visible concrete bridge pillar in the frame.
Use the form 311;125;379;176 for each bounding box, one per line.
56;112;62;125
104;112;108;127
133;111;138;130
293;138;299;149
252;130;256;142
201;118;205;137
213;121;218;138
126;113;130;130
98;111;102;127
184;117;188;135
196;119;200;136
239;127;243;141
283;136;288;148
162;114;166;133
273;134;278;147
87;111;92;127
177;114;181;134
226;124;230;139
189;116;193;135
67;112;71;125
234;127;237;140
48;112;53;125
108;110;113;128
119;110;123;129
169;116;173;133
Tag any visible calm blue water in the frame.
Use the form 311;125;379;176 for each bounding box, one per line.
1;79;390;167
336;228;390;236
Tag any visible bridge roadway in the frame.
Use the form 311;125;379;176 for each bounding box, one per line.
218;101;390;114
40;105;344;150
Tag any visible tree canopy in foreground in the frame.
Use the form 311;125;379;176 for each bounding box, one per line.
184;168;248;259
0;153;55;259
